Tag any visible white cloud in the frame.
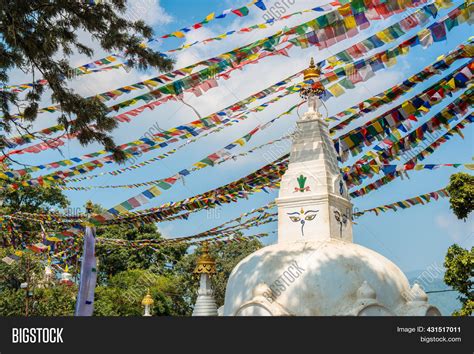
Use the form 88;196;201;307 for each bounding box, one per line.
124;0;173;26
435;212;474;243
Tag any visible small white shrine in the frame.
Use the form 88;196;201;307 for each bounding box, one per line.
220;59;441;316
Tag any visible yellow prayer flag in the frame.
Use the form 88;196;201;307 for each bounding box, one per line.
401;46;410;55
401;101;416;115
205;12;215;22
234;138;246;146
148;186;162;197
193;162;208;169
435;0;453;8
372;121;384;133
376;31;392;43
143;79;159;87
337;4;352;17
343;16;357;30
247;53;260;61
447;78;456;89
180;67;194;74
115;205;128;214
327;56;338;64
327;83;345;97
370;165;380;174
172;31;185;38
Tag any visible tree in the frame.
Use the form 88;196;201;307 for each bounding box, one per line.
443;244;473;316
93;269;187;316
443;173;474;315
95;222;188;284
446;172;474;221
0;171;69;247
174;238;263;310
0;246;77;316
0;0;173;162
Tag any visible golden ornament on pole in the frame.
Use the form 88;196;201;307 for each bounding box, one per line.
193;242;217;275
142;289;154;317
303;57;321;80
300;57;325;99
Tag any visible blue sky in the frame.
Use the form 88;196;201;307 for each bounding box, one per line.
5;0;473;276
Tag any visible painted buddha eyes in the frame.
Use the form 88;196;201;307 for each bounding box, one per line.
287;209;319;237
288;210;318;222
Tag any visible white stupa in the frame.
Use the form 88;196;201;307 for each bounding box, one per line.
222;59;441;316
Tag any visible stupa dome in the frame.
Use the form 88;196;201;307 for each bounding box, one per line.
223;239;440;316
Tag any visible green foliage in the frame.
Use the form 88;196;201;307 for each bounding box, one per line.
446;172;474;221
0;0;173;161
29;285;77;316
443;244;473;316
0;247;44;291
0;247;76;316
95;222;187;284
94;269;187;316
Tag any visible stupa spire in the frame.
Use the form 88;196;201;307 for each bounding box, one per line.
275;57;353;244
192;243;218;316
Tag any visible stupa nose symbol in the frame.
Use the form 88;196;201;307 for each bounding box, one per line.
300;219;305;237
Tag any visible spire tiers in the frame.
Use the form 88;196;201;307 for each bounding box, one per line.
275;57;353;244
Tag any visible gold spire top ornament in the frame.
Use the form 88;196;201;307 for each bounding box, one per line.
193;242;217;274
141;289;154;306
303;57;321;81
300;57;325;100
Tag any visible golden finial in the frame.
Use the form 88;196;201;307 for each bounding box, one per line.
141;289;154;306
303;57;320;81
193;242;216;274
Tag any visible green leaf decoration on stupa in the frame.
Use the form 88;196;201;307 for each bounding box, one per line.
297;174;307;190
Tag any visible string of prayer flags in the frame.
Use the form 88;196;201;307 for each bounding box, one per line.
59;133;292;190
2;0;436;96
349;113;474;197
335;63;474;159
353;189;450;216
166;2;342;54
53;123;267;191
0;0;273;93
343;94;473;187
3;33;469;188
7;13;466;175
4;0;467;155
5;0;434;123
328;40;473;131
159;0;268;40
97;155;290;222
345;163;472;186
